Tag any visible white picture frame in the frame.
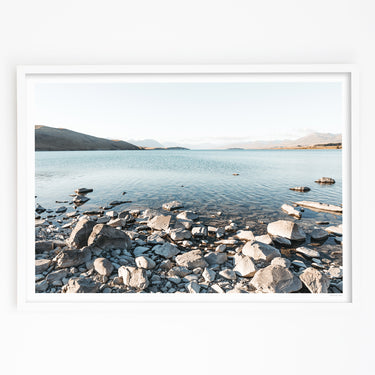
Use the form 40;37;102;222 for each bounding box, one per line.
17;64;358;310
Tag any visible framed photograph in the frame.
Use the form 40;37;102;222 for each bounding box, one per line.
17;65;356;307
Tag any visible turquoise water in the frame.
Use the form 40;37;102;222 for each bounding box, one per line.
35;149;342;225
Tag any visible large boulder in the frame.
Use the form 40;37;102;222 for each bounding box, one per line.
63;277;101;293
147;215;171;231
267;220;306;241
176;250;208;269
153;243;180;258
55;247;92;268
118;266;149;290
67;218;96;248
233;254;257;277
250;264;302;293
242;241;281;262
299;267;330;293
87;224;132;251
94;257;114;276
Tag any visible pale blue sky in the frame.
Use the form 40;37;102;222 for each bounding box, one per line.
33;81;343;147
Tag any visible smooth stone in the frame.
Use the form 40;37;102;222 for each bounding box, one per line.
153;243;180;258
267;220;306;241
73;195;90;205
310;228;329;241
118;266;149;290
272;236;292;247
281;204;301;218
55;247;92;268
87;224;132;251
56;206;67;213
176;211;199;221
75;188;93;194
219;269;237;280
326;266;343;279
67;218;96;248
300;267;330;293
135;256;156;270
295;201;342;213
296;246;320;258
35;259;52;274
289;186;310;192
314;177;335;184
204;252;228;265
235;230;255;241
254;234;274;245
162;201;183;211
64;277;101;293
169;228;192;241
242;241;281;262
175;250;208;269
215;244;226;252
202;268;216;282
147;215;171;231
271;257;291;268
291;260;307;269
250;265;302;293
107;218;126;228
325;224;343;236
133;246;149;257
94;257;114;276
191;226;208;237
233;254;257;277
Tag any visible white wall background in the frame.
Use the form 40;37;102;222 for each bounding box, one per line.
1;1;374;374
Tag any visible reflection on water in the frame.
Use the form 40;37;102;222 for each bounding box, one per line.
35;149;342;228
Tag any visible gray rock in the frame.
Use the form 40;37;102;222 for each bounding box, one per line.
35;240;55;254
289;186;310;192
147;215;171;231
56;206;67;213
162;201;183;211
281;204;302;218
219;269;237;280
55;247;92;268
191;226;208;237
271;257;291;268
204;252;228;265
300;267;330;293
75;188;93;194
177;211;199;221
291;260;307;269
176;219;193;230
326;266;343;279
147;232;165;245
295;201;342;214
235;230;255;241
106;210;118;218
135;256;156;270
64;277;101;293
202;268;216;282
94;257;114;276
46;269;68;283
73;195;90;205
35;259;52;274
250;265;302;293
118;266;149;290
315;177;335;184
87;224;132;251
169;228;192;241
296;246;320;258
254;234;274;245
35;204;46;214
133;246;149;257
211;284;225;293
325;224;343;236
153;242;180;258
168;266;191;278
176;250;208;269
215;244;226;252
107;218;126;228
67;218;96;248
233;254;258;277
310;228;329;241
242;241;281;262
267;220;306;241
272;236;292;247
186;281;200;293
35;279;49;292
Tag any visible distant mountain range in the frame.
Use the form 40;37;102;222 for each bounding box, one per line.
35;126;341;151
35;125;140;151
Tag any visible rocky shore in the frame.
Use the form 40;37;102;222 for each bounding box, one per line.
35;185;343;294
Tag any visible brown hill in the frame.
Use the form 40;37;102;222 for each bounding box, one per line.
35;125;141;151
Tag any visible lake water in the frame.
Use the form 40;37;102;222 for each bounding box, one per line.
35;149;342;229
